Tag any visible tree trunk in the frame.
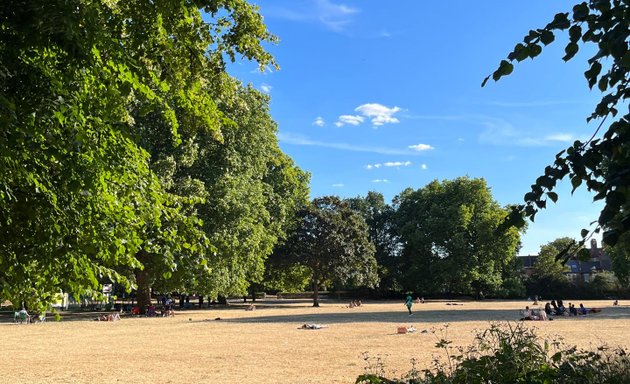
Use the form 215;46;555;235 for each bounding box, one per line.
198;295;204;308
135;268;151;315
250;284;257;302
312;278;320;307
218;295;228;305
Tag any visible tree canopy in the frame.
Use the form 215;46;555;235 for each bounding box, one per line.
394;177;523;298
274;196;378;306
0;0;300;309
485;0;629;249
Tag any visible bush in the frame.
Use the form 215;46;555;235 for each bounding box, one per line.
357;323;630;384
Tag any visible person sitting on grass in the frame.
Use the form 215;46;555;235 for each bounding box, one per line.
521;306;535;320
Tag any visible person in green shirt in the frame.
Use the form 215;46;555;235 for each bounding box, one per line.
405;295;413;315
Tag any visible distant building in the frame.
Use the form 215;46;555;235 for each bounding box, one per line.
519;254;539;277
518;239;612;283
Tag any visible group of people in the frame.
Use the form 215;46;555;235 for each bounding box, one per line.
161;296;175;317
543;299;602;317
347;299;362;308
522;298;603;321
97;313;121;322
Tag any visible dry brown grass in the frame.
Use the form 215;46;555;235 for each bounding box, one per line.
2;299;629;383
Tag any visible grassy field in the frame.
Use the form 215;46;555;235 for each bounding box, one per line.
2;299;629;383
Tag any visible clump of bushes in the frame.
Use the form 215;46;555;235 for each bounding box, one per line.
357;322;630;384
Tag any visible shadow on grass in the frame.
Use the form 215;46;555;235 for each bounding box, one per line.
220;306;630;325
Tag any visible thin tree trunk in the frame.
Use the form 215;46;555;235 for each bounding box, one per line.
250;284;257;302
312;275;320;307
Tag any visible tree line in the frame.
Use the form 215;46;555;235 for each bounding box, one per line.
1;0;627;310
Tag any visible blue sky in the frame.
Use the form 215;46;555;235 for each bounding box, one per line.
226;1;606;255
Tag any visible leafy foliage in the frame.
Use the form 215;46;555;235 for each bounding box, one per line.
605;231;630;287
346;192;403;293
485;0;630;248
357;322;630;384
275;196;378;306
0;0;280;308
393;177;523;298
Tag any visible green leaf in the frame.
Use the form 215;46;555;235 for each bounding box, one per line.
539;30;555;45
584;61;602;89
580;228;589;238
568;25;582;43
602;229;619;246
570;177;582;192
492;60;514;81
529;44;542;58
546;191;558;203
562;42;579;61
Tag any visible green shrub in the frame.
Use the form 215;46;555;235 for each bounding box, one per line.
357;323;630;384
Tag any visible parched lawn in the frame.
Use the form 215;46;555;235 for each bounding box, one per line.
2;299;629;383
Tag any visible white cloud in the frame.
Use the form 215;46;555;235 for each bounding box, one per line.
408;143;434;151
332;183;344;187
366;161;411;169
421;164;428;170
371;179;389;183
383;161;412;167
355;103;401;126
260;83;272;94
336;114;364;126
313;117;325;127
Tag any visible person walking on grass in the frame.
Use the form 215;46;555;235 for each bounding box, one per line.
405;295;413;316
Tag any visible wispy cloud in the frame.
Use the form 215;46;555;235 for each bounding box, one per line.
249;65;274;75
478;116;575;147
313;117;325;127
336;114;365;127
278;132;419;155
408;143;434;151
404;113;577;147
486;100;586;108
544;133;574;142
355;103;401;126
332;183;345;187
420;164;428;170
371;179;389;183
366;161;412;170
260;83;272;94
261;0;359;33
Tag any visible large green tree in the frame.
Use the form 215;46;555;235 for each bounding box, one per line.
184;80;310;300
528;237;574;297
276;196;378;307
346;191;402;293
486;0;629;249
0;0;278;308
394;177;522;298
